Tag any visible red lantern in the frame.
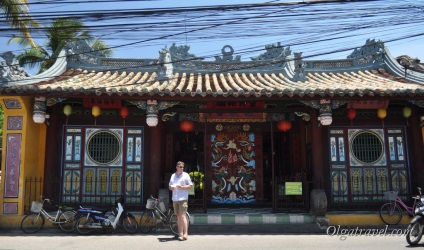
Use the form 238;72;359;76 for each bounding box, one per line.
277;120;292;132
120;106;129;118
347;108;356;120
180;120;194;132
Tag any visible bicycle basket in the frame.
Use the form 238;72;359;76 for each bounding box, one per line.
383;191;397;201
146;198;156;209
31;201;43;213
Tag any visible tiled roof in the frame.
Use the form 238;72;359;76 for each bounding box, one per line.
2;67;423;98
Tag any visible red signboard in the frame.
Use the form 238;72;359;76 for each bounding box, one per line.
83;99;122;108
207;101;264;109
347;100;389;109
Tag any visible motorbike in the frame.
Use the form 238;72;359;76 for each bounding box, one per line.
75;196;139;234
406;187;424;246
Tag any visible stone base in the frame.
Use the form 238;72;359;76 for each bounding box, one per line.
315;216;329;229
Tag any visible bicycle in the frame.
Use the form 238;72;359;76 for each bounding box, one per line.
379;187;423;225
20;196;77;234
139;195;190;236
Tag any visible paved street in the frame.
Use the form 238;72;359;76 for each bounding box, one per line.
0;228;415;250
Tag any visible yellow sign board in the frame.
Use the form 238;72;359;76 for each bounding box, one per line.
285;182;302;195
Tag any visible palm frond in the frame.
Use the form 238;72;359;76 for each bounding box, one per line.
1;0;40;47
16;48;49;69
91;39;113;57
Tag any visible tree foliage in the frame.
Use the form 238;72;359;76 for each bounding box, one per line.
0;0;40;47
9;18;112;74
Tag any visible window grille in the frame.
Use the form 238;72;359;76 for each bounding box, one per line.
86;130;121;165
351;131;383;165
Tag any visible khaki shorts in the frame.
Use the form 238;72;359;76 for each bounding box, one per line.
173;200;188;215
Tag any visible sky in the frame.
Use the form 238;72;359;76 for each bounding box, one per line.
1;0;423;76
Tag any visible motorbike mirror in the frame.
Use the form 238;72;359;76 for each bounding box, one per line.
114;196;124;205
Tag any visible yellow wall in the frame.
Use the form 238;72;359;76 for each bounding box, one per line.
0;96;46;217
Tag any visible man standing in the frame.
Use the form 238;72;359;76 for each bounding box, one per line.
169;161;193;241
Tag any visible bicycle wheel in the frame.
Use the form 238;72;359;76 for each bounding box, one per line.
75;215;95;235
169;211;190;236
122;214;139;234
139;211;155;234
58;210;77;233
380;202;403;225
21;213;45;234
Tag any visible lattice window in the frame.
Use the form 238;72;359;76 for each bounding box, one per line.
86;130;121;165
350;131;383;165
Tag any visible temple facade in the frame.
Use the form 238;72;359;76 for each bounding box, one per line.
1;39;424;217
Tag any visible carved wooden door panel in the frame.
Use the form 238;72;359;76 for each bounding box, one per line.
210;131;259;204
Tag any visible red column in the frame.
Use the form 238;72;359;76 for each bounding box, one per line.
310;110;324;187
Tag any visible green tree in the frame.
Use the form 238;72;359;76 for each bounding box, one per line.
1;0;40;48
9;18;112;74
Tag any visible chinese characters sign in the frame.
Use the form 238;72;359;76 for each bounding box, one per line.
4;134;21;198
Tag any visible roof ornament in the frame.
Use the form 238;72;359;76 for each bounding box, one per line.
169;43;203;69
397;55;424;76
161;112;177;121
65;39;104;66
169;43;198;60
347;39;384;65
300;99;348;126
46;97;67;106
295;112;310;122
0;51;31;86
214;45;241;62
293;52;306;81
250;42;292;63
158;46;173;80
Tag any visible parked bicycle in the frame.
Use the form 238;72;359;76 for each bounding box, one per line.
379;187;423;225
139;195;190;235
21;196;77;234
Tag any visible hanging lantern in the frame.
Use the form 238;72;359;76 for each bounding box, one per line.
119;106;129;126
403;106;411;119
92;105;101;125
92;105;101;117
403;106;412;126
63;104;72;125
277;120;292;132
180;120;194;132
347;108;356;126
377;108;387;128
63;104;72;116
277;120;292;142
377;108;387;119
347;108;356;120
120;106;129;118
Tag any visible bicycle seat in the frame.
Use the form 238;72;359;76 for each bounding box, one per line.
78;206;108;213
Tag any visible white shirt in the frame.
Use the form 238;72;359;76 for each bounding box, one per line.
169;172;193;201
